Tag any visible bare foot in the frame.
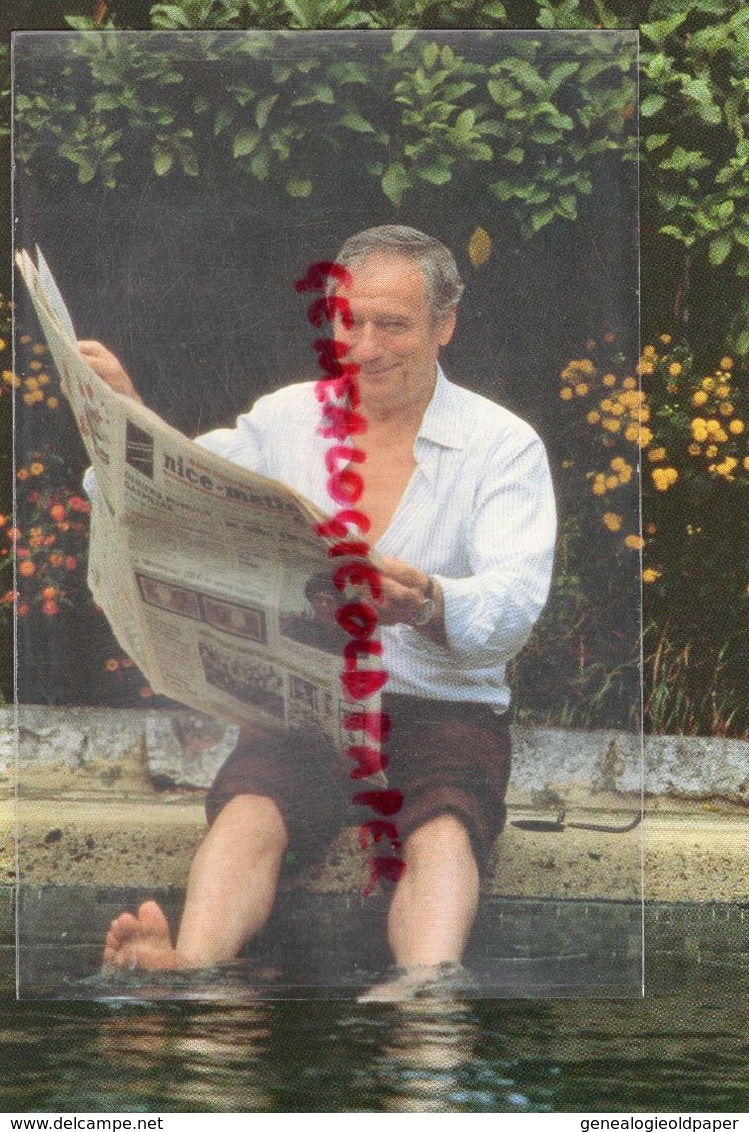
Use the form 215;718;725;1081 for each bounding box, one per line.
358;961;470;1003
102;900;189;971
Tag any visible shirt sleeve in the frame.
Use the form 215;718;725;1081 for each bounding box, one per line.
193;404;269;474
435;432;557;664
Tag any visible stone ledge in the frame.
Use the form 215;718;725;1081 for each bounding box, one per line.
3;705;748;804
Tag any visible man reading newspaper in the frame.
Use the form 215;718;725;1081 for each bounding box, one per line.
80;226;556;999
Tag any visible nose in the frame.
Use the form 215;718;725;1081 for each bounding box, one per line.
347;321;383;365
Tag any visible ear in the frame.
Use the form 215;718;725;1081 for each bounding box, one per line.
436;307;457;347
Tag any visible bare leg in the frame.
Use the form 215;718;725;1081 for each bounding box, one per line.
103;794;287;971
388;813;479;967
359;813;479;1000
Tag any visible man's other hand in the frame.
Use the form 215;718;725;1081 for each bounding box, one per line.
77;340;142;403
376;555;445;641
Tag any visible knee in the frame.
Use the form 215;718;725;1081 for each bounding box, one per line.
216;793;289;855
404;812;473;867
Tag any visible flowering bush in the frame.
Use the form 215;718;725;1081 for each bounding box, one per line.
1;307;154;705
547;332;748;737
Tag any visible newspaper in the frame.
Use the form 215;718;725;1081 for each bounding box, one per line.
16;247;383;756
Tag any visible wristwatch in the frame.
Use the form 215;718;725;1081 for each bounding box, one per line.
409;576;437;627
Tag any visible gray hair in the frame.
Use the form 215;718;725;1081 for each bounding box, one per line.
334;225;464;320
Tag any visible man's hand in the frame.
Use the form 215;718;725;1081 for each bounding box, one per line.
77;340;142;403
375;555;446;642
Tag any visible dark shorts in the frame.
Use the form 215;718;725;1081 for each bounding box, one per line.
205;694;511;872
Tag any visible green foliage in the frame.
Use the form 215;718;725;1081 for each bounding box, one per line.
13;27;636;228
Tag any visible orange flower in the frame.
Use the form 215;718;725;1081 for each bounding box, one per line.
105;658;120;672
18;559;36;577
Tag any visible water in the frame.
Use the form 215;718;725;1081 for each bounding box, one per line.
0;964;747;1112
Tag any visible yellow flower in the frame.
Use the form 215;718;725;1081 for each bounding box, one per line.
19;334;31;344
0;338;5;352
600;398;614;412
718;402;734;416
652;467;679;491
720;356;734;370
647;447;666;462
604;474;619;489
701;377;715;391
602;417;621;433
37;374;49;386
610;402;625;416
637;360;654;376
668;362;682;377
25;377;38;392
29;461;45;476
638;427;654;447
743;456;749;471
642;345;656;358
586;410;601;424
642;568;661;583
575;383;589;396
692;390;708;407
29;360;43;372
560;386;573;400
592;479;607;496
691;418;709;442
618;466;633;484
610;457;627;471
602;373;617;387
705;444;718;458
32;343;47;355
687;443;702;456
622;376;637;390
624;534;645;550
624;424;640;443
602;512;622;532
659;334;672;345
46;396;59;409
716;384;730;398
728;418;745;435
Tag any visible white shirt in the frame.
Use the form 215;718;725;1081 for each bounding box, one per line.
196;367;556;711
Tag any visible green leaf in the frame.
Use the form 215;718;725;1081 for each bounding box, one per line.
417;164;452;185
153;148;173;176
178;145;198;177
286;177;313;197
255;94;278;129
93;92;122;112
392;30;417;53
327;61;368;85
735;329;749;355
640;12;688;47
505;146;524;164
556;193;578;220
233;126;259;158
531;207;556;231
338;111;375;133
481;1;507;17
645;133;670;151
381;162;409;206
250;148;270;180
423;43;439;69
708;234;732;266
214;105;234;136
640;94;666;118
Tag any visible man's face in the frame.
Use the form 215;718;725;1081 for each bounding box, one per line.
334;252;456;410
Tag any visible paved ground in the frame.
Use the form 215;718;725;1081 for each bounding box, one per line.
3;791;747;903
